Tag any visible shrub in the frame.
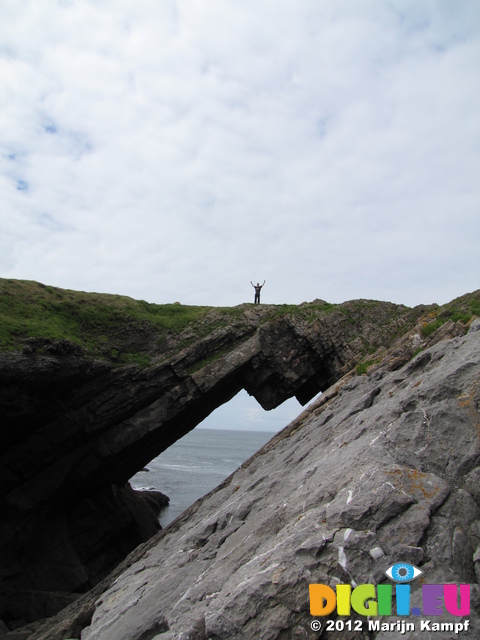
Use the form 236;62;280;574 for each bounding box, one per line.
420;318;444;338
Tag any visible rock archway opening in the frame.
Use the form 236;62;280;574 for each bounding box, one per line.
129;390;304;526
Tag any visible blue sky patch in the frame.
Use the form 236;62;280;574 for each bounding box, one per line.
43;122;58;134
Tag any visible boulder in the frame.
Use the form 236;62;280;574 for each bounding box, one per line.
137;490;170;516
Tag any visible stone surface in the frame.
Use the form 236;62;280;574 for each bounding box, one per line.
1;299;433;625
30;327;480;640
137;490;170;516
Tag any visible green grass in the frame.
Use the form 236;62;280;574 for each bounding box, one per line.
0;279;214;361
420;317;445;338
420;291;480;338
270;301;337;322
0;280;340;365
450;302;480;323
356;360;375;375
2;278;478;368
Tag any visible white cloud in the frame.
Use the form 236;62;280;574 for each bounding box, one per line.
0;0;479;311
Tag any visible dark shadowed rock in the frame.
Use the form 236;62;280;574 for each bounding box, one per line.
137;490;170;516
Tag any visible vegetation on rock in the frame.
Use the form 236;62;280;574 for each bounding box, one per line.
0;279;241;365
1;278;478;369
420;291;480;337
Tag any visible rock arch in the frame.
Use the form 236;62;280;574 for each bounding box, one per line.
0;302;425;624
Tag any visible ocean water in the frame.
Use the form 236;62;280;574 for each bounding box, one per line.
130;428;273;527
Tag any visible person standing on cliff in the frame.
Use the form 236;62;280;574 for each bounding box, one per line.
251;280;265;304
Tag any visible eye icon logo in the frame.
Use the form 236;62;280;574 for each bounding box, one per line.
385;562;423;583
310;561;470;618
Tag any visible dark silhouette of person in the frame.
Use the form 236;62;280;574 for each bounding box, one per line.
251;280;265;304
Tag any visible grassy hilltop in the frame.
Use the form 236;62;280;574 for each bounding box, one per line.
0;279;231;365
0;279;312;365
1;278;479;367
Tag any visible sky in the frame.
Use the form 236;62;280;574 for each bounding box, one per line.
1;1;479;431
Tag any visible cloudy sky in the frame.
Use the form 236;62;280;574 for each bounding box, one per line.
2;0;479;310
1;1;479;430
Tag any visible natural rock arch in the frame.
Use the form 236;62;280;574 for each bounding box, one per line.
0;300;434;624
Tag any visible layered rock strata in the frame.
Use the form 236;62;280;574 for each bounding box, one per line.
30;322;480;639
0;296;472;631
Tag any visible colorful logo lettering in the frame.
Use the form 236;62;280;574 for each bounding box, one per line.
309;562;470;617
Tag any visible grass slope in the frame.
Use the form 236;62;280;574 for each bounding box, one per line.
1;278;478;367
0;279;220;364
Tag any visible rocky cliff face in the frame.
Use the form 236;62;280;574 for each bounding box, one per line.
0;288;477;637
28;319;480;640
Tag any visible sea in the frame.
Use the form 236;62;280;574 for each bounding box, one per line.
130;428;273;527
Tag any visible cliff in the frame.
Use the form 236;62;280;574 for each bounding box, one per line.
0;280;478;638
30;316;480;640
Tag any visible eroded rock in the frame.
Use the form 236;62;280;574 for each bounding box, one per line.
30;327;479;640
0;300;430;625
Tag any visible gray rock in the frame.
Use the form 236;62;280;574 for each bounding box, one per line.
469;317;480;332
46;328;478;640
